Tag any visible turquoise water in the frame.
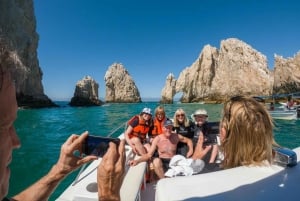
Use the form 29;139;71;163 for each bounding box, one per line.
8;102;300;200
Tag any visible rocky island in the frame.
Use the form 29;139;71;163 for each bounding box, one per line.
160;38;300;104
69;76;103;106
104;63;142;103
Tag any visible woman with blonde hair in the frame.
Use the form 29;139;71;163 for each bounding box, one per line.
220;96;275;168
148;105;169;142
193;96;278;173
172;108;194;157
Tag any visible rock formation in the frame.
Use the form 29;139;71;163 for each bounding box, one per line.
69;76;102;106
273;52;300;94
160;73;176;104
104;63;141;103
0;0;56;108
161;38;274;103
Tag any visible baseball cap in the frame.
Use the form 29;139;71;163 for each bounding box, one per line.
164;119;173;127
142;107;152;115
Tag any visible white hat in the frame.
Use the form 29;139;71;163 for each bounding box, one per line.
191;109;208;121
193;109;208;116
142;107;152;115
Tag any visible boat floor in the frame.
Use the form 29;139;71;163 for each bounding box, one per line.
140;181;157;201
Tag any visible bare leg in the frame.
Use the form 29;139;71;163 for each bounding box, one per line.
152;158;165;179
131;137;146;155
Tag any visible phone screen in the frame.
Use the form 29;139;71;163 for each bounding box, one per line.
83;135;120;157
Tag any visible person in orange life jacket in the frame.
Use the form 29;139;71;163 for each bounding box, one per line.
191;109;218;163
129;119;193;179
172;108;194;157
148;106;169;160
124;108;153;155
148;106;169;143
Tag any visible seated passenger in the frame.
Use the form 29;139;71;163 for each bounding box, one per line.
148;105;169;143
173;108;194;157
286;95;295;109
191;109;218;163
129;120;193;179
124;107;153;155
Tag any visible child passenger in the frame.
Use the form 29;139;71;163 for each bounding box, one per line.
124;107;153;155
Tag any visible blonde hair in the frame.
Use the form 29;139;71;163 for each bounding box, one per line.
173;108;190;127
154;105;165;117
221;96;275;169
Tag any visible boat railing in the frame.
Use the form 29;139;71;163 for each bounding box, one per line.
107;121;128;137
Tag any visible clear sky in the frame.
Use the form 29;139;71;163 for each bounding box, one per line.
33;0;300;101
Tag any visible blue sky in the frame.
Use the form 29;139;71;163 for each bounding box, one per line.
34;0;300;101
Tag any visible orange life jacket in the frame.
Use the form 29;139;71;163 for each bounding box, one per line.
150;117;166;137
128;115;150;142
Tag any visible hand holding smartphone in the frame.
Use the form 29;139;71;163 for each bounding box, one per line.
82;135;120;157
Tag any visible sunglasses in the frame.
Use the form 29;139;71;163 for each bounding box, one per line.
176;114;185;117
225;95;246;122
194;115;207;118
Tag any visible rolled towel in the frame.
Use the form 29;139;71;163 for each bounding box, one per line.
164;155;205;177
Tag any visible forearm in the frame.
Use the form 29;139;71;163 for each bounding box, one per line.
134;154;151;165
12;164;67;201
187;141;194;157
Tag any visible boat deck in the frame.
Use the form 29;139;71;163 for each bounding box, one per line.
56;144;148;201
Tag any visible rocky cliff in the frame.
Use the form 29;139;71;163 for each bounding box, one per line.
104;63;141;103
160;73;176;104
161;38;274;103
0;0;56;108
69;76;102;106
273;52;300;94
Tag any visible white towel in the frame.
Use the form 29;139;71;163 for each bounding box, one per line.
164;155;205;177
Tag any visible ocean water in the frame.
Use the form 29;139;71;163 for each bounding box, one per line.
8;101;300;200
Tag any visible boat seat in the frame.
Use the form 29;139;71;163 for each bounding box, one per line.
120;156;147;201
156;147;300;201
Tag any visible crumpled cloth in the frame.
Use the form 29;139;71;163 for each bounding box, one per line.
164;155;205;177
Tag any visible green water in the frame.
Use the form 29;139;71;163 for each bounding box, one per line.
8;102;300;200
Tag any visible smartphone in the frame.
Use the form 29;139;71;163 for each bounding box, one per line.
82;135;120;157
203;122;220;146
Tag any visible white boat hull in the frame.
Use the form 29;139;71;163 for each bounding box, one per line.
56;134;300;201
269;110;297;120
156;147;300;201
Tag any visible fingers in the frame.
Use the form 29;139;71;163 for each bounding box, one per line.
198;132;204;144
102;141;118;166
117;140;126;166
128;160;136;166
65;131;88;153
202;145;212;156
77;155;98;166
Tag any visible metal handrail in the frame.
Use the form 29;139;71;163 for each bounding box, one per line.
107;121;127;137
